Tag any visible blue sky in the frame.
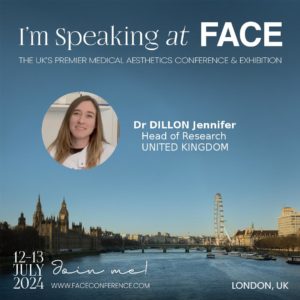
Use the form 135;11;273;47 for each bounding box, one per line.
0;0;299;236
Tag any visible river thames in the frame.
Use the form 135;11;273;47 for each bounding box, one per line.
1;249;299;300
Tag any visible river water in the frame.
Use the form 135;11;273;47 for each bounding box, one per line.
0;249;299;300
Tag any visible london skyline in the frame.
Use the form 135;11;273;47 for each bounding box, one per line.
1;193;297;237
1;0;299;237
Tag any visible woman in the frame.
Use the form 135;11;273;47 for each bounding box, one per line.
49;95;115;169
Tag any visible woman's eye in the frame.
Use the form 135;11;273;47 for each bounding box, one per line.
87;114;94;118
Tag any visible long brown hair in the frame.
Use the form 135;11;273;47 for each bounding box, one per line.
49;95;105;168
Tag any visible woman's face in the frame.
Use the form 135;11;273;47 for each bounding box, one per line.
69;100;97;143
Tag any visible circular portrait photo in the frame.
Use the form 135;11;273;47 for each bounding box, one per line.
42;91;119;170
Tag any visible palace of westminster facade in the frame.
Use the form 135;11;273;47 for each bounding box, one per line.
17;196;102;253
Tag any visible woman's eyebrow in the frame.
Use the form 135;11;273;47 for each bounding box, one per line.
86;111;95;115
73;109;95;115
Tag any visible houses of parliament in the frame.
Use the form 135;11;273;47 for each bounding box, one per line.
17;196;102;253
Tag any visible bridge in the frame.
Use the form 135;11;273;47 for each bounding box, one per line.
120;243;253;253
122;243;213;253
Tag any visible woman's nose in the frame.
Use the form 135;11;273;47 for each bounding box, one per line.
77;115;85;123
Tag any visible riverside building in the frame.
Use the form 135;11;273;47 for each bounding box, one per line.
16;196;102;253
278;207;300;236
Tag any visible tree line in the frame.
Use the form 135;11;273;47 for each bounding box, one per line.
255;235;300;251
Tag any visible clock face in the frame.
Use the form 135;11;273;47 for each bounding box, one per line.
61;215;65;220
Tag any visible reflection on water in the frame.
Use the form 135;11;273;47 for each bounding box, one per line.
0;249;299;300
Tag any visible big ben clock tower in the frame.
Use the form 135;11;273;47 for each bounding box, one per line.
59;199;69;233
